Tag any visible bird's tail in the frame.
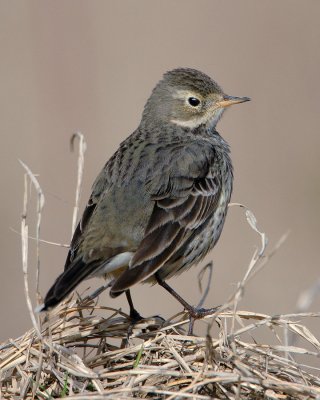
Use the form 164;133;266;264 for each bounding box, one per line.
36;258;97;312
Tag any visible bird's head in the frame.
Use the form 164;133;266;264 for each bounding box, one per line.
141;68;250;130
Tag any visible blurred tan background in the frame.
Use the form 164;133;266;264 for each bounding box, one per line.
0;1;319;341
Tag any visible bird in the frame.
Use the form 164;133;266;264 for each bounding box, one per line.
39;68;250;331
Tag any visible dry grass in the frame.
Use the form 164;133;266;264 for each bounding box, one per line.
1;297;319;399
0;134;319;399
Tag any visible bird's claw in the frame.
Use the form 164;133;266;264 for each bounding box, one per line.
187;305;220;335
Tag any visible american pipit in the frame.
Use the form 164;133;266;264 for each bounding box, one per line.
40;68;249;331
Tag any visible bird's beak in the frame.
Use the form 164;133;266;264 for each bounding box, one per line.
216;95;251;109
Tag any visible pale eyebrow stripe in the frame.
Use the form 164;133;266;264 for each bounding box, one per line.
172;89;203;101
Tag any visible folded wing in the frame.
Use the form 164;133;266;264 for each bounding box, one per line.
111;144;221;293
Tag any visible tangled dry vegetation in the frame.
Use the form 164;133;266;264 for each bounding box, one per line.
1;134;319;399
1;296;320;399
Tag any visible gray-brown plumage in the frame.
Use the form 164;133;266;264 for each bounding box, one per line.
41;68;249;324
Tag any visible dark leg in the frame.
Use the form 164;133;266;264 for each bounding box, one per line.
155;273;219;334
125;290;143;321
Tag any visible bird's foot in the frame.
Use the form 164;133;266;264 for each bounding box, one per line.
129;308;144;322
129;311;165;330
186;305;220;335
124;310;144;346
123;313;165;347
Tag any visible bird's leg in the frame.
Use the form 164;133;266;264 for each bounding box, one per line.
155;274;219;334
125;290;143;322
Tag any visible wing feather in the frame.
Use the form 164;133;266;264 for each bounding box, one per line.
111;170;221;294
64;165;111;269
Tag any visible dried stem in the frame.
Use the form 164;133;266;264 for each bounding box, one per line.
19;160;45;305
19;162;42;339
70;132;87;237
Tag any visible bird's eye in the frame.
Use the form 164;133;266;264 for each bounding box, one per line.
188;97;201;107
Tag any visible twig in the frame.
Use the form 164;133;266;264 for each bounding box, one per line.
70;132;87;237
228;202;268;256
19;165;42;339
197;262;214;308
10;227;69;248
19;160;45;305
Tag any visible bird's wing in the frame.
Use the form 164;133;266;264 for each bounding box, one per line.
43;161;115;309
64;162;112;269
111;142;222;293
